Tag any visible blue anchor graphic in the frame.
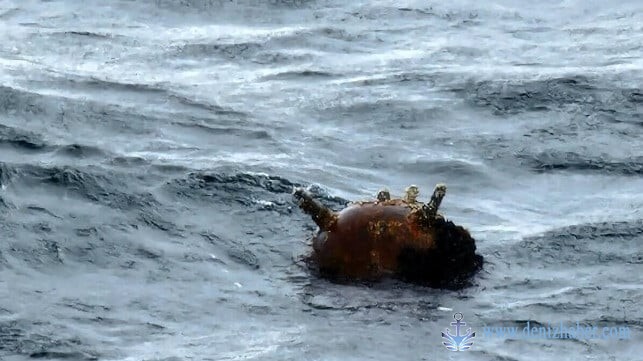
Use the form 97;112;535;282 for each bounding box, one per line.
441;313;476;351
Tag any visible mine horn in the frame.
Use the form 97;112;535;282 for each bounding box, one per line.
292;187;336;231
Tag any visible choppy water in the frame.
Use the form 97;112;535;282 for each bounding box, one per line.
1;1;642;360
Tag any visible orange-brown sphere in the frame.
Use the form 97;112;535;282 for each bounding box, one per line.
312;200;435;279
294;187;482;287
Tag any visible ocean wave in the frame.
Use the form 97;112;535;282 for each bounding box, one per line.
463;76;642;119
513;219;643;267
165;37;314;66
0;194;9;210
536;219;643;242
0;161;187;273
54;144;107;159
517;151;643;176
465;76;597;114
162;23;374;65
164;171;347;213
165;171;298;209
397;157;490;180
0;162;159;211
167;93;248;117
312;98;440;129
0;124;48;151
0;84;160;136
0;85;49;117
252;50;316;65
201;232;260;270
341;4;482;26
336;71;437;87
170;121;272;141
108;156;149;168
23;74;250;124
63;76;169;96
259;70;336;81
169;41;263;60
154;0;315;13
0;123;110;159
1;1;641;360
0;319;99;360
58;30;118;39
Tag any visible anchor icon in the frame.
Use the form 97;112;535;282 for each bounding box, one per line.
441;313;476;351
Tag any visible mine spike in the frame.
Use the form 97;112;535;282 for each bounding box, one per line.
292;187;336;231
423;183;447;219
376;188;391;202
403;185;420;204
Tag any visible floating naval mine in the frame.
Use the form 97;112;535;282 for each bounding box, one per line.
293;183;483;287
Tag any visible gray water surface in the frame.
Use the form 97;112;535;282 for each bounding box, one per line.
0;1;642;360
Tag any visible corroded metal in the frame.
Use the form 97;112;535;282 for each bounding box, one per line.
376;188;390;202
293;183;483;287
292;188;337;231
